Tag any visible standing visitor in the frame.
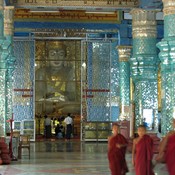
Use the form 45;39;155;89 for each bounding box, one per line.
108;123;128;175
132;125;154;175
64;113;73;141
44;115;51;138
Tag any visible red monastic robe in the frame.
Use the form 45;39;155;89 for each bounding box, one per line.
108;134;128;175
135;135;154;175
165;133;175;175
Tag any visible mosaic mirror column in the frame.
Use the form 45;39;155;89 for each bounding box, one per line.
4;6;15;133
157;0;175;135
130;9;159;131
0;1;11;136
117;46;132;120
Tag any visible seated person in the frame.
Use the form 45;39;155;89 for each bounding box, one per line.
55;124;63;139
60;125;65;138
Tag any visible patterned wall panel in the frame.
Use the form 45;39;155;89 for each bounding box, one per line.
111;42;120;98
111;42;120;121
83;41;119;122
86;42;111;121
13;40;35;121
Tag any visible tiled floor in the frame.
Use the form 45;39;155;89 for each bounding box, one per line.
0;140;169;175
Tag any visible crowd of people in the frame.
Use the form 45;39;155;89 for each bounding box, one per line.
44;113;73;141
108;119;175;175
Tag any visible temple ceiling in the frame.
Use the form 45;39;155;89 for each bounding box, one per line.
8;0;139;22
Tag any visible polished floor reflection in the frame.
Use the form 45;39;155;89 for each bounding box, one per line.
0;140;169;175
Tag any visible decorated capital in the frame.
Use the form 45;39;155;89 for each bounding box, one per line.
4;6;15;37
118;46;132;62
131;8;157;39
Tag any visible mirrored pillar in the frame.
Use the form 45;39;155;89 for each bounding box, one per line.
117;46;132;120
157;0;175;135
0;1;11;136
4;6;15;133
130;9;159;131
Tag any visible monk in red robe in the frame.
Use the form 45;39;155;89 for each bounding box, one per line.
108;123;128;175
132;125;154;175
156;119;175;175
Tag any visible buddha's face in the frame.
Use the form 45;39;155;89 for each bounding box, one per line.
48;48;66;68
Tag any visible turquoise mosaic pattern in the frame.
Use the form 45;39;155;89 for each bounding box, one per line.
6;40;16;133
111;42;120;121
120;61;130;106
156;8;175;135
164;15;175;39
131;37;159;130
134;80;158;129
87;42;111;121
133;38;157;56
83;40;119;122
6;80;13;133
13;40;35;121
157;39;175;135
111;42;120;98
0;38;11;135
131;39;158;80
161;71;175;135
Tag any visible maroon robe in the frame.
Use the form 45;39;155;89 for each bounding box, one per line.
165;133;175;175
135;135;154;175
108;133;128;175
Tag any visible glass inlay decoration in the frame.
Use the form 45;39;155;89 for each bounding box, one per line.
81;40;119;122
13;40;35;121
0;71;6;135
